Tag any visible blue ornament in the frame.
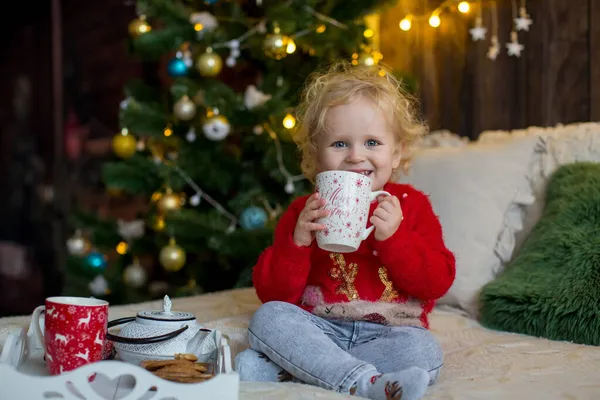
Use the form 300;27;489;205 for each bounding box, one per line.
239;206;268;230
167;57;188;77
204;0;219;4
85;251;107;270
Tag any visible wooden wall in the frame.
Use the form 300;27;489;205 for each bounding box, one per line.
0;0;139;315
380;0;600;139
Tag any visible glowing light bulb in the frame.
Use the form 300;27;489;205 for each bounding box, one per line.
116;241;128;255
286;39;296;54
458;1;470;13
429;14;441;28
283;113;296;129
399;18;412;31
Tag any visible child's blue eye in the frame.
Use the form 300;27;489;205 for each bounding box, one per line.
332;141;347;148
366;139;380;147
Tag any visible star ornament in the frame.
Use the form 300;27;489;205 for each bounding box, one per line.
514;16;533;31
487;45;499;60
469;25;487;41
506;41;524;57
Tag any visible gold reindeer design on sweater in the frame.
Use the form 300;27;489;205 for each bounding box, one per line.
328;254;399;302
329;253;359;300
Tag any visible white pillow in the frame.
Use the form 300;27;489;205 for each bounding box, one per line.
512;122;600;253
399;135;544;316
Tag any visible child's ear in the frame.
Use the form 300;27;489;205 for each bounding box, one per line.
392;143;406;169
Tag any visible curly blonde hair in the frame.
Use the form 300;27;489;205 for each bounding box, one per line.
294;60;427;183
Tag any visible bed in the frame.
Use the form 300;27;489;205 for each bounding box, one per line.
1;287;599;399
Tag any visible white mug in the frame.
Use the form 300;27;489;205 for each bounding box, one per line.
315;170;391;253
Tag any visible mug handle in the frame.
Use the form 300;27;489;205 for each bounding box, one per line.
360;190;392;240
31;305;46;354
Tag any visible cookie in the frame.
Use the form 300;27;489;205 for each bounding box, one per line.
155;364;206;376
140;359;194;371
174;353;198;362
140;354;215;384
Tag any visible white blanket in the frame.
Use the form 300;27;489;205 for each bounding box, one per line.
2;288;599;399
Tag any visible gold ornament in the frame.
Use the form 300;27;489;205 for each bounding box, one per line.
157;188;182;213
173;96;197;121
112;128;137;159
264;24;291;60
196;48;223;77
151;191;162;203
66;230;91;256
151;215;166;231
128;15;152;38
147;136;179;164
159;238;186;272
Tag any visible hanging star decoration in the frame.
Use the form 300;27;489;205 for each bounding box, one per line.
470;25;487;41
514;7;533;31
506;31;524;57
469;18;487;41
487;36;500;60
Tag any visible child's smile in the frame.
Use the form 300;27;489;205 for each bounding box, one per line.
316;95;402;191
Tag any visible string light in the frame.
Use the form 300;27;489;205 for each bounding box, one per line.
263;122;305;194
285;39;296;54
172;165;239;233
116;241;128;255
399;0;475;31
429;13;441;28
458;1;471;13
399;16;412;31
282;113;296;129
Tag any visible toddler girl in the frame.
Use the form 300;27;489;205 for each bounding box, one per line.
235;61;456;400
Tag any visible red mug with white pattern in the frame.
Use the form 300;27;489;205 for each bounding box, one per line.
31;296;109;375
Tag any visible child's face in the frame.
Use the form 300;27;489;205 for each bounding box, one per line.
316;96;402;191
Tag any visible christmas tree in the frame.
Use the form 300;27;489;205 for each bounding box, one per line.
64;0;403;305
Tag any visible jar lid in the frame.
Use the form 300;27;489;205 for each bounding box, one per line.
136;295;195;322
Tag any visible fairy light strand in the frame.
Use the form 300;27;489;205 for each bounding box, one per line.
172;165;238;231
263;122;305;185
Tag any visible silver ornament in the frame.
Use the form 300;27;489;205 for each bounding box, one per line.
284;180;295;194
173;96;197;121
67;231;91;256
186;128;197;142
203;115;231;141
89;275;109;296
190;194;201;206
124;262;147;288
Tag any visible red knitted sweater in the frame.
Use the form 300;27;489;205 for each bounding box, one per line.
252;182;456;328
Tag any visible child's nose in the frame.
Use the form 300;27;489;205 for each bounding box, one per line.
345;147;366;163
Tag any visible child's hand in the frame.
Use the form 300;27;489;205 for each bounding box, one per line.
293;192;329;247
370;195;403;241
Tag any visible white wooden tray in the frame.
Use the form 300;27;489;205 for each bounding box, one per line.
0;319;239;400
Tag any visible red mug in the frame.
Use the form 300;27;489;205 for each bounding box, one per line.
32;296;109;375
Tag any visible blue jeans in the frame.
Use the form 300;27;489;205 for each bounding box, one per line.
235;301;443;394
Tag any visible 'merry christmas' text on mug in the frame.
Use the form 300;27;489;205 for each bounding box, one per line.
315;170;390;253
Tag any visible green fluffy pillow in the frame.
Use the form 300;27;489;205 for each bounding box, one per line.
479;162;600;345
